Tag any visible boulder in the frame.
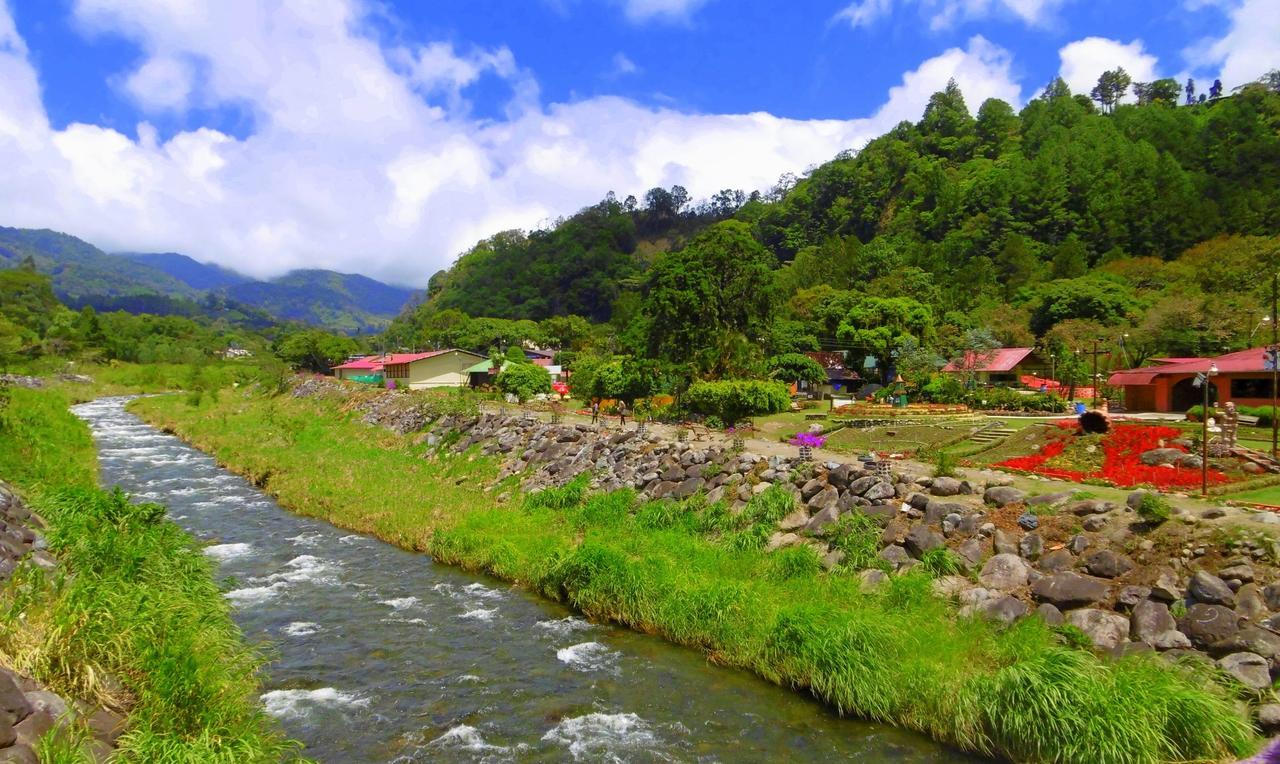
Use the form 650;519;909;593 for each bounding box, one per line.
1084;550;1135;579
956;537;988;571
977;595;1029;624
1217;652;1272;690
671;477;705;499
1126;490;1149;509
1066;499;1115;516
827;464;854;488
778;508;811;532
993;528;1019;555
904;525;945;557
765;532;800;552
1131;600;1177;643
1066;609;1130;649
1081;515;1108;532
979;553;1031;592
879;544;912;570
1038;549;1075;574
0;744;37;763
1018;532;1043;560
1149;568;1183;602
800;478;826;501
1139;448;1184;466
1177;603;1241;648
984;486;1026;507
1031;572;1110;608
1210;626;1280;662
929;477;963;496
859;569;888;591
807;486;840;513
1258;704;1280;734
863;481;896;502
0;672;31;725
847;476;880;496
1036;603;1064;626
1028;491;1073;507
805;506;841;534
1235;583;1269;622
1189;570;1236;607
1218;562;1255;584
821;549;845;571
1265;583;1280;612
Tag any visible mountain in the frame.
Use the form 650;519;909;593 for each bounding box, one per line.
0;227;416;333
222;270;415;334
0;227;198;301
121;252;251;291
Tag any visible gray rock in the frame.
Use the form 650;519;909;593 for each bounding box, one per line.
1067;534;1090;555
1084;550;1135;579
778;508;810;532
23;691;66;722
12;709;51;749
827;464;853;488
821;549;845;571
1028;491;1073;507
1218;563;1255;584
1066;499;1115;516
859;569;888;590
929;476;963;496
672;477;705;499
805;505;841;534
878;544;912;570
765;532;800;552
1150;568;1183;602
1017;512;1039;531
1126;490;1149;509
1115;586;1151;610
1217;652;1271;690
847;475;880;496
1031;572;1110;608
979;553;1031;591
863;481;896;502
1189;570;1236;606
800;478;826;501
984;486;1026;507
1257;704;1280;734
1177;603;1241;648
807;485;840;513
932;575;971;598
977;595;1029;624
1235;583;1269;622
956;537;988;571
1081;514;1108;532
0;672;31;725
925;500;965;526
1264;583;1280;612
993;528;1019;555
0;744;38;764
1131;600;1177;643
1210;626;1280;662
1036;603;1064;626
1066;609;1130;649
1018;532;1043;560
1038;549;1075;574
1139;448;1184;466
904;525;945;557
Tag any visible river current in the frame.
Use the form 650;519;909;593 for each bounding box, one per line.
71;397;975;763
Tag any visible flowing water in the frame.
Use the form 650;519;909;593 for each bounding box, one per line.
72;397;977;763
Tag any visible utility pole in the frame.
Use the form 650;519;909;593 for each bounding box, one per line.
1078;340;1110;408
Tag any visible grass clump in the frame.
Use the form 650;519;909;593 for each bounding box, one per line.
130;387;1263;764
826;513;886;571
932;448;960;479
1137;493;1172;525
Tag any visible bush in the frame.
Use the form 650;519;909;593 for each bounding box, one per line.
1136;492;1172;525
920;375;967;404
495;362;552;402
766;353;826;386
932;449;959;478
684;379;790;426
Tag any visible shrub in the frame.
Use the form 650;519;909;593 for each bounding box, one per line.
918;547;962;578
684;379;790;427
495;362;552;402
766;353;826;385
1136;492;1172;525
933;449;959;478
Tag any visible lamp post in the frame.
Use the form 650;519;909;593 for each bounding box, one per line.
1202;361;1219;496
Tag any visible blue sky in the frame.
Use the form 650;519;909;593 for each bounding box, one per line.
0;0;1273;285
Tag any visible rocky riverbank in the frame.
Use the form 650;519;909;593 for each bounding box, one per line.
0;483;125;762
300;378;1280;735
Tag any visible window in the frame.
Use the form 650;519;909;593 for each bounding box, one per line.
1231;377;1274;399
386;363;408;379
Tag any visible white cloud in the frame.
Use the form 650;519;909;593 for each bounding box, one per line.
835;0;1069;31
617;0;713;23
610;52;640;77
1058;37;1159;100
0;2;1023;287
1184;0;1280;90
122;54;194;111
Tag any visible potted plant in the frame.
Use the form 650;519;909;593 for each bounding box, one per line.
789;431;826;462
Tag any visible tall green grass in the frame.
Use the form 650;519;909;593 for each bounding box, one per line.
133;389;1261;764
0;387;300;762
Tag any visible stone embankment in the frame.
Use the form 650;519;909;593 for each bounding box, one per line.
0;483;125;762
301;378;1280;730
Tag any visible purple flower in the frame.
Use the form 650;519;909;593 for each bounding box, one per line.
788;432;826;448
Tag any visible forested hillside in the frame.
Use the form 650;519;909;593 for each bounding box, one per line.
388;72;1280;389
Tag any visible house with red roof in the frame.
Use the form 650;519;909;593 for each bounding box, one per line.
332;355;385;382
941;347;1049;386
332;349;486;389
1108;347;1275;412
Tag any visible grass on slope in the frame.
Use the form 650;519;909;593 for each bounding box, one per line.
0;386;300;762
133;388;1259;764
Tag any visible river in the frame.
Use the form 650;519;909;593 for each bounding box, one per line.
72;397;975;763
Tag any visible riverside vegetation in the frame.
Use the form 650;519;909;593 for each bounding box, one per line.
0;385;301;762
132;382;1260;763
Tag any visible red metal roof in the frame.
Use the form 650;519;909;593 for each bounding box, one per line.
332;356;384;371
942;347;1035;373
1149;357;1207;365
1109;346;1272;385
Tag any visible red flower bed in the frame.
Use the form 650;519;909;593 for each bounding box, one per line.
996;424;1230;489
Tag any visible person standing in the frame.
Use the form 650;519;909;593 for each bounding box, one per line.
591;399;600;424
619;402;628;427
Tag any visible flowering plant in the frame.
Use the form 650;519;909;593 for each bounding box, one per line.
789;432;827;448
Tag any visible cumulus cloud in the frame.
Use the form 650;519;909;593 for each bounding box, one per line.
616;0;714;23
1184;0;1280;89
122;54;194;111
609;52;640;77
835;0;1070;31
1058;36;1159;100
0;1;1023;286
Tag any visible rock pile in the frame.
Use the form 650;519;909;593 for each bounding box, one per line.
0;483;125;761
0;376;41;390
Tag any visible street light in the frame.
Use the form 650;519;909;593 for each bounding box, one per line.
1250;315;1272;345
1201;361;1219;496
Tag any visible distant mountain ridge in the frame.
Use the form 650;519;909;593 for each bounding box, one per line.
0;226;415;333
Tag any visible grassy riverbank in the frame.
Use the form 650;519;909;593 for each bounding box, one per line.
132;387;1263;764
0;387;300;762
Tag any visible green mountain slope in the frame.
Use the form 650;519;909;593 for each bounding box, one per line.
222;270;414;334
121;252;251;291
0;227;198;301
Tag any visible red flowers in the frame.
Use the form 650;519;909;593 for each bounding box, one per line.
996;424;1231;489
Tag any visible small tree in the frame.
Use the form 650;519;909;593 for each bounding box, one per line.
766;353;826;386
495;363;552;402
683;379;791;427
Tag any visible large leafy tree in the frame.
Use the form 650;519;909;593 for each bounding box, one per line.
274;330;359;373
836;296;935;382
1091;68;1132;113
643;220;777;378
